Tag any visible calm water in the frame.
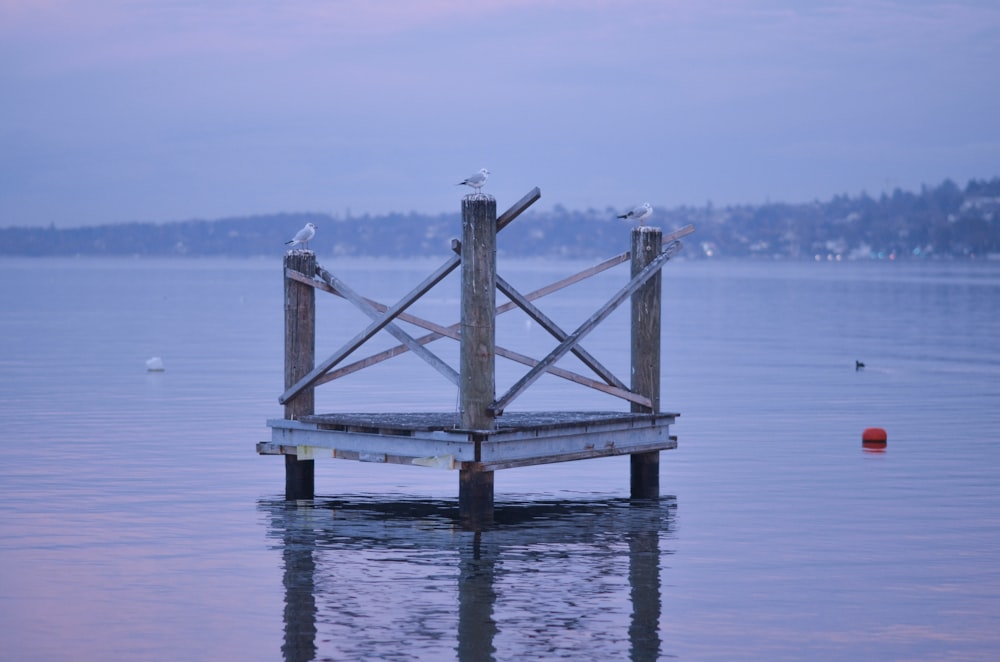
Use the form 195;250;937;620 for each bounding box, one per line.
1;255;999;661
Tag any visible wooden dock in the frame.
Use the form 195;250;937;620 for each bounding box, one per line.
258;186;692;523
259;410;677;471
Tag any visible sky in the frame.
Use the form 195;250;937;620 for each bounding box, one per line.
2;0;999;228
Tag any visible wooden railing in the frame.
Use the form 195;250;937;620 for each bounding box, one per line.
279;186;692;414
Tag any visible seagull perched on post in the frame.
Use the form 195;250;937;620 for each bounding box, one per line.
285;222;316;250
458;168;490;192
617;203;653;226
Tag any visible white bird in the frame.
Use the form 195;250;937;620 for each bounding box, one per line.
617;202;652;226
458;168;490;191
146;357;165;372
285;222;316;250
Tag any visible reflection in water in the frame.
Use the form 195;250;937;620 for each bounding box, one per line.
629;526;662;662
458;532;498;661
262;496;675;661
279;507;318;662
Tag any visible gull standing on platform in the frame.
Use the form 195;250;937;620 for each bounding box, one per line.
286;222;316;250
458;168;490;192
617;203;653;226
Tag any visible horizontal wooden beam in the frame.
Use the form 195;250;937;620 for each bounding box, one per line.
263;412;676;470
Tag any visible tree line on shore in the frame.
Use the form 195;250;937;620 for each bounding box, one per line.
3;177;998;260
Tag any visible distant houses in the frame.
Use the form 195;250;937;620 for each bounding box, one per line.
2;177;998;260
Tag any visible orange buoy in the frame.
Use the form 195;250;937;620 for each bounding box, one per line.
862;427;887;443
862;428;888;452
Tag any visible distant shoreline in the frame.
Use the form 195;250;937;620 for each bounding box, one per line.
2;177;998;260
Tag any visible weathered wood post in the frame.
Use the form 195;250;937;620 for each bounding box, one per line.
459;195;497;522
284;251;316;500
630;227;662;499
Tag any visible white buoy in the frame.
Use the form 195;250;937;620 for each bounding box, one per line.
146;357;165;372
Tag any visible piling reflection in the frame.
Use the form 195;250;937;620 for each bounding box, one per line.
261;496;675;661
278;506;318;662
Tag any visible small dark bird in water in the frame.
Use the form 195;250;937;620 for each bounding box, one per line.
856;360;865;371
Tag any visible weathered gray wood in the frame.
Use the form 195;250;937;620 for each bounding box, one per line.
258;430;677;468
660;224;696;245
278;215;680;404
492;240;683;414
266;207;688;507
279;253;460;405
460;196;497;431
502;251;630;301
300;251;629;381
314;266;458;386
300;410;672;433
286;268;650;407
459;196;497;525
284;251;316;500
491;343;650;407
631;227;663;499
631;228;662;414
262;411;677;471
495;272;628;390
478;440;676;472
496;186;541;231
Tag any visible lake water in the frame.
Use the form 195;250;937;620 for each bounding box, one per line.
1;254;999;661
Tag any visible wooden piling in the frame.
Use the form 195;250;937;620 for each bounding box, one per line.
459;196;497;522
630;227;662;499
459;461;495;524
284;251;316;500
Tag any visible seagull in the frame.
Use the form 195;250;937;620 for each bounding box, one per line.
617;203;653;226
458;168;490;192
286;222;316;250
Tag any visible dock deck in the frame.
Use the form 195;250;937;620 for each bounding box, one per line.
259;410;677;472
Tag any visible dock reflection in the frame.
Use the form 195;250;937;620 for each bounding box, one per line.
261;496;675;661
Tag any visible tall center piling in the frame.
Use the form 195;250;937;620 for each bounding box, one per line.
459;196;497;521
284;250;317;500
630;227;662;499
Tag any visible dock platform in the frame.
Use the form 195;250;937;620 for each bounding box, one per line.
261;187;692;519
259;410;678;472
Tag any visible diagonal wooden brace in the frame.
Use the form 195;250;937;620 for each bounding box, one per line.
492;240;683;414
285;259;650;407
495;273;628;391
314;266;459;386
279;254;460;404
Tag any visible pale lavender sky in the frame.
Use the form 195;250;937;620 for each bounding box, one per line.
2;0;998;227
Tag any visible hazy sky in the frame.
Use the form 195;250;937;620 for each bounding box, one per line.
2;0;999;227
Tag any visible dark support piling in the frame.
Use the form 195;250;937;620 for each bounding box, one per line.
459;196;497;523
284;251;317;500
459;462;495;523
630;227;662;499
